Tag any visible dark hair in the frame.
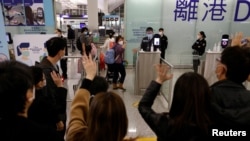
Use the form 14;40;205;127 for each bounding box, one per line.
0;61;34;118
30;66;43;85
36;7;44;18
17;42;30;56
199;31;206;38
220;47;250;83
81;27;89;33
146;27;153;32
56;28;62;33
67;25;71;28
169;72;211;134
25;6;34;25
109;31;115;39
115;35;123;43
85;92;128;141
159;28;164;31
244;47;250;75
89;76;109;105
45;37;66;57
89;76;109;95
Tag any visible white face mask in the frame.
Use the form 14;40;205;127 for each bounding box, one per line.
147;34;153;39
118;41;123;45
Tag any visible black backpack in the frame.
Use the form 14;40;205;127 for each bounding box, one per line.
76;36;92;55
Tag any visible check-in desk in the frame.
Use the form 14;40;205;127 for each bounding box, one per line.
134;51;161;95
203;51;221;85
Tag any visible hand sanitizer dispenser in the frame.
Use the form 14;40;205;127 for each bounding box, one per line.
150;44;154;52
213;43;217;52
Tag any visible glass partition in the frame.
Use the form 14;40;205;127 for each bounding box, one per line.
160;58;174;110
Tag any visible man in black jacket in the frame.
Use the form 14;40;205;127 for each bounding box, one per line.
56;28;68;79
37;37;68;140
67;25;75;52
158;28;168;59
140;27;154;51
211;47;250;134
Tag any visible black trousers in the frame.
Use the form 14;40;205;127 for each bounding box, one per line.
160;48;166;59
60;59;67;78
69;39;75;51
193;59;200;73
192;51;200;73
113;63;126;84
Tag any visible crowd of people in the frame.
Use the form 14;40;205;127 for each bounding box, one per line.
1;29;250;141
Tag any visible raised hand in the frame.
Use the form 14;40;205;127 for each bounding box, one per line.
82;54;97;81
155;64;173;84
231;32;244;47
56;121;64;131
51;71;63;87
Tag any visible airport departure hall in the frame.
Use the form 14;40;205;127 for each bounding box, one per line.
1;0;250;140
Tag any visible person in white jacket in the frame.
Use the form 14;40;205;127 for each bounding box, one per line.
100;31;115;52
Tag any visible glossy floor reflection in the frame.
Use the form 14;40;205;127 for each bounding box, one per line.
63;50;193;138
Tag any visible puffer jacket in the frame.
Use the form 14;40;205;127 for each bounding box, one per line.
210;79;250;130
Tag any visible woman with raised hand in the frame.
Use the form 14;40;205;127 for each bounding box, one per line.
139;64;212;140
66;54;135;141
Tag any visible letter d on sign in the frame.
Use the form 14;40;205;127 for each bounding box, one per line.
234;0;250;21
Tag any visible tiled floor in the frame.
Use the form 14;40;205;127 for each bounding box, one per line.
62;49;193;138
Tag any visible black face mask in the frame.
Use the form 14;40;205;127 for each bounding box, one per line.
109;35;112;38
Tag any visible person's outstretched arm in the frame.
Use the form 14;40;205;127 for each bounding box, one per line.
66;54;97;141
138;64;173;136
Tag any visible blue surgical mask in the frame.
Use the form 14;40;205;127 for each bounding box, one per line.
22;50;30;56
147;34;153;39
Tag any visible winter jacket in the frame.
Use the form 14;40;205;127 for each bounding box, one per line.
37;57;67;123
210;79;250;130
192;38;206;56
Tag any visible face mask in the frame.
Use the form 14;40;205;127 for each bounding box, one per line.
22;50;29;56
159;32;163;36
147;34;153;39
84;32;88;35
118;41;123;45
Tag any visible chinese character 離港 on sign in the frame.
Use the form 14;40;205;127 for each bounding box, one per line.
174;0;227;21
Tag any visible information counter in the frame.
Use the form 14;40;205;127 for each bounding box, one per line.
134;51;161;95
